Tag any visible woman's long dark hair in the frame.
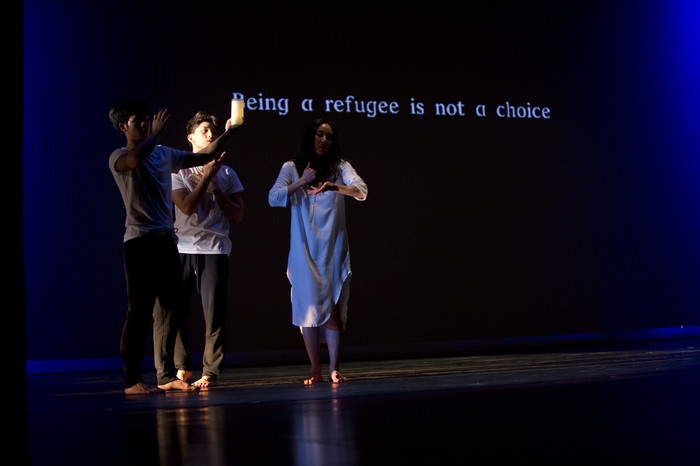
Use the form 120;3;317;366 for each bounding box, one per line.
292;118;343;185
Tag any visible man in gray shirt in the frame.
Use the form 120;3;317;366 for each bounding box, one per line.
108;99;242;395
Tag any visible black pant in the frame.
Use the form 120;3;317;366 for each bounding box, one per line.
120;231;184;387
174;253;229;378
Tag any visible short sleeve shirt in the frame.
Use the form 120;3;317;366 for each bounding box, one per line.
109;145;188;242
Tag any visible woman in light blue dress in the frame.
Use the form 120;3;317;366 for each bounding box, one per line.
269;119;368;384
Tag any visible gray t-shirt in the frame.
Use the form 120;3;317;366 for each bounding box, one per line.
109;145;187;242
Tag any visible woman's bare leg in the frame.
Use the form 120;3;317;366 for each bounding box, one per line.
302;326;323;384
325;309;346;382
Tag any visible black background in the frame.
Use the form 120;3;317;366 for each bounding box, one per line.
23;1;700;365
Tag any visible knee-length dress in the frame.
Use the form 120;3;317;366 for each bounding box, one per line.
269;160;368;328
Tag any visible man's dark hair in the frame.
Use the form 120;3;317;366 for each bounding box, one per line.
109;98;148;131
186;111;219;148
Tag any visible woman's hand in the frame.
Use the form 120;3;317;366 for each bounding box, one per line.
300;162;316;184
307;181;338;195
309;181;365;199
284;162;319;197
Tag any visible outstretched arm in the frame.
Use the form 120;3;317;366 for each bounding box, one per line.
307;182;366;199
182;119;244;169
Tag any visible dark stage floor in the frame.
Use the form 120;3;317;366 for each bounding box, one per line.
22;338;700;465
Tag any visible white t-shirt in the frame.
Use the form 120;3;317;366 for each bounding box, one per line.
172;166;244;255
109;145;187;242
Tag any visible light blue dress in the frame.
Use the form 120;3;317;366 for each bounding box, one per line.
269;160;368;328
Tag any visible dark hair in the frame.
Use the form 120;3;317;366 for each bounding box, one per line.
292;118;343;184
186;111;219;148
186;111;219;136
109;98;148;131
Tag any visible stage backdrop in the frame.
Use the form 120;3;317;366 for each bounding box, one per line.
23;1;700;368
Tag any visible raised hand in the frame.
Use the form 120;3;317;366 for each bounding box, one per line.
300;162;316;184
150;108;171;136
225;117;246;131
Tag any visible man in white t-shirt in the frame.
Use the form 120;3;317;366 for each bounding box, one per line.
168;111;244;389
108;99;242;395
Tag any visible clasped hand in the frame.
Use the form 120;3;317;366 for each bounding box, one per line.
300;162;336;195
190;153;225;193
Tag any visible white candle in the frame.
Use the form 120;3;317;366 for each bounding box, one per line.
231;96;244;126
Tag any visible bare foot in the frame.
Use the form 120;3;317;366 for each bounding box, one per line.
177;369;192;382
192;376;216;389
330;371;347;383
158;379;196;391
303;372;323;385
125;382;164;395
